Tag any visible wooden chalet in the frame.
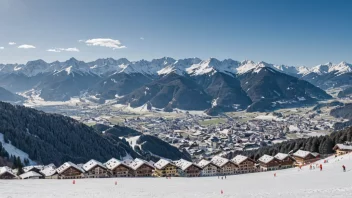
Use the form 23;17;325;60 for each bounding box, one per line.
83;159;109;178
104;158;131;177
22;165;44;174
274;153;295;169
153;159;178;177
258;154;281;171
211;156;237;175
19;171;42;179
174;159;202;177
333;143;352;156
292;150;320;165
0;166;17;179
128;158;154;177
56;162;85;179
197;159;218;176
231;155;257;174
40;164;58;179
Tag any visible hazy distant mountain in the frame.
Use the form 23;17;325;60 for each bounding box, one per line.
0;87;25;103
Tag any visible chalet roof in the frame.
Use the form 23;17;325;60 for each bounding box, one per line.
22;165;44;173
274;153;289;161
154;159;174;170
56;162;84;174
0;166;17;177
19;171;42;179
231;155;248;165
197;159;212;168
104;158;129;170
258;155;275;164
334;144;352;151
211;156;230;167
83;159;106;171
293;150;312;158
173;159;198;171
40;165;57;177
129;158;154;170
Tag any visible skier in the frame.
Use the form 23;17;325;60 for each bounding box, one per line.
342;165;346;172
320;164;322;171
225;175;226;179
310;165;312;170
221;176;223;180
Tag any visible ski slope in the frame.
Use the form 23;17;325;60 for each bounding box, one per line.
1;154;352;198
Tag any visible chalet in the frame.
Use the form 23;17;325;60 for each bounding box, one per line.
83;159;109;178
56;162;85;179
258;155;281;171
40;164;58;179
128;158;154;177
333;143;352;156
174;159;202;177
211;156;237;175
19;171;42;179
104;158;131;177
292;150;320;165
231;155;257;174
22;165;44;174
274;153;295;169
197;159;218;176
153;159;178;177
0;166;17;179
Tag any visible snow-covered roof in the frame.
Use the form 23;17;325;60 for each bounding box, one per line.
335;144;352;151
19;171;42;179
274;153;289;161
104;158;129;170
0;166;17;177
211;156;230;167
40;165;57;177
83;159;106;171
173;159;198;171
231;155;249;165
154;159;174;170
128;158;154;170
22;165;44;173
56;162;84;174
293;150;312;158
258;155;275;164
197;159;212;168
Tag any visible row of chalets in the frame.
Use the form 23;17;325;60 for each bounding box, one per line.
1;145;351;180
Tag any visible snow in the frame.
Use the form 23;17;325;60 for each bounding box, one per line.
211;156;229;167
104;158;128;170
197;159;212;168
289;125;300;132
129;158;154;170
334;144;352;151
258;154;274;164
2;154;352;197
125;136;141;150
154;159;173;170
19;171;42;179
274;153;289;161
56;162;84;174
40;164;57;177
0;166;17;177
293;150;311;158
255;115;286;121
82;159;106;171
0;133;36;165
231;155;248;165
173;159;194;171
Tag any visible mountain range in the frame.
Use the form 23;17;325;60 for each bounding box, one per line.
1;57;350;113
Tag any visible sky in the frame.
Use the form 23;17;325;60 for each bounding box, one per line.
0;0;351;67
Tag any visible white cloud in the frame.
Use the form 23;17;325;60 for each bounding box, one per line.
18;44;36;49
47;47;80;52
85;38;126;49
140;37;145;40
0;47;4;50
8;42;16;45
78;39;85;43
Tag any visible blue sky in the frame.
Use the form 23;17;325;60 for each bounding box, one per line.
0;0;351;66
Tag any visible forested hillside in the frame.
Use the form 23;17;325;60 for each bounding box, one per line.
0;102;138;165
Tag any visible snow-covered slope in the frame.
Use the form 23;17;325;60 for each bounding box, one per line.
0;133;35;165
1;154;352;198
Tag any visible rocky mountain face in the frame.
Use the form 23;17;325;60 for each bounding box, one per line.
0;57;340;114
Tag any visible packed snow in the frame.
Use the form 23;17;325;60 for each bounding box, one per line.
2;154;352;198
0;133;35;165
